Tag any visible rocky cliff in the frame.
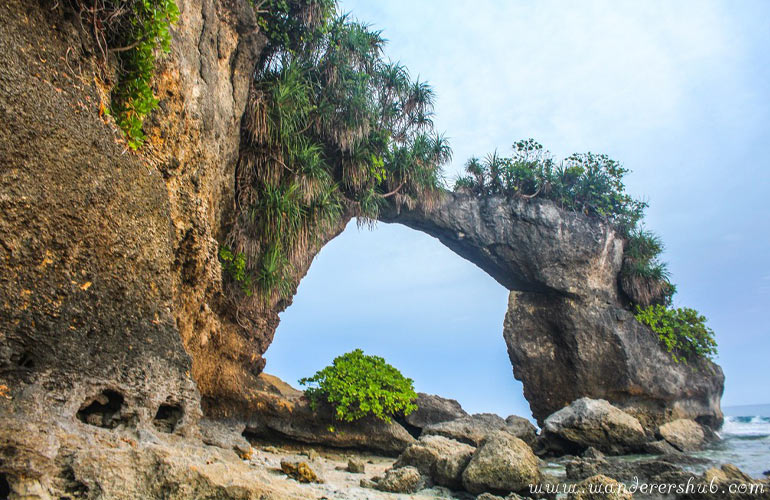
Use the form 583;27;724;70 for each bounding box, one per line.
0;0;724;496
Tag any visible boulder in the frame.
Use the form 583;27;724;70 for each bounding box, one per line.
543;398;647;454
376;466;426;493
643;439;682;455
565;455;696;483
394;434;475;489
346;458;366;473
505;415;539;447
280;461;322;483
405;393;469;430
461;431;541;495
657;418;705;451
424;413;537;447
567;474;632;500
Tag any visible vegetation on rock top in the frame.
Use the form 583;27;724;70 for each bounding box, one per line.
299;349;418;423
454;139;716;361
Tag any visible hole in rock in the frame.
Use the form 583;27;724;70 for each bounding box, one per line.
153;403;183;433
59;466;88;498
76;390;125;429
10;350;34;369
0;474;10;498
266;222;531;419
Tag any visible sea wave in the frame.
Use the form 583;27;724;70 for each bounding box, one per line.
719;415;770;438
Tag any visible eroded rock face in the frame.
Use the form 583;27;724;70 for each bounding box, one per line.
0;0;263;493
382;192;724;429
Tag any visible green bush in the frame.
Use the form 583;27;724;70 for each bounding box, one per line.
218;246;253;296
634;304;717;363
299;349;418;423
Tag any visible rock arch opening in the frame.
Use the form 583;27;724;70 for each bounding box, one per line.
258;193;723;428
265;219;530;418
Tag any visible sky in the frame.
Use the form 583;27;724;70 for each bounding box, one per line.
264;0;770;418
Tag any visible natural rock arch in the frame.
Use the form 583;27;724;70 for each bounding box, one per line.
378;192;724;427
245;190;724;428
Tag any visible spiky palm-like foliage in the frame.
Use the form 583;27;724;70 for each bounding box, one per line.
224;1;451;303
621;228;676;307
454;139;646;229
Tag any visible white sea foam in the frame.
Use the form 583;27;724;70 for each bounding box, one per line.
720;415;770;438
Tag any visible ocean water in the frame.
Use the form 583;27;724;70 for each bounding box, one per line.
694;404;770;478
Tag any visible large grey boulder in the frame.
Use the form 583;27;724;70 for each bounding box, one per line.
461;430;541;495
424;413;537;447
505;415;538;447
405;393;468;430
394;434;475;489
543;398;647;455
657;418;706;451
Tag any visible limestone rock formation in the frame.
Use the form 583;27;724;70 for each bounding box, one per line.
375;466;426;493
543;398;647;455
394;435;475;489
382;192;724;428
567;474;632;500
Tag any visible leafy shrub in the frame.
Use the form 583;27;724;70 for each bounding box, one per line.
111;0;179;149
298;349;418;423
634;304;717;363
75;0;179;149
621;228;675;306
218;246;252;296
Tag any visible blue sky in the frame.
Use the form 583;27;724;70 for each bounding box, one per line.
265;1;770;418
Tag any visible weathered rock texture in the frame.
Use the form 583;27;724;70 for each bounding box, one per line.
423;413;537;447
381;192;724;428
0;0;267;494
